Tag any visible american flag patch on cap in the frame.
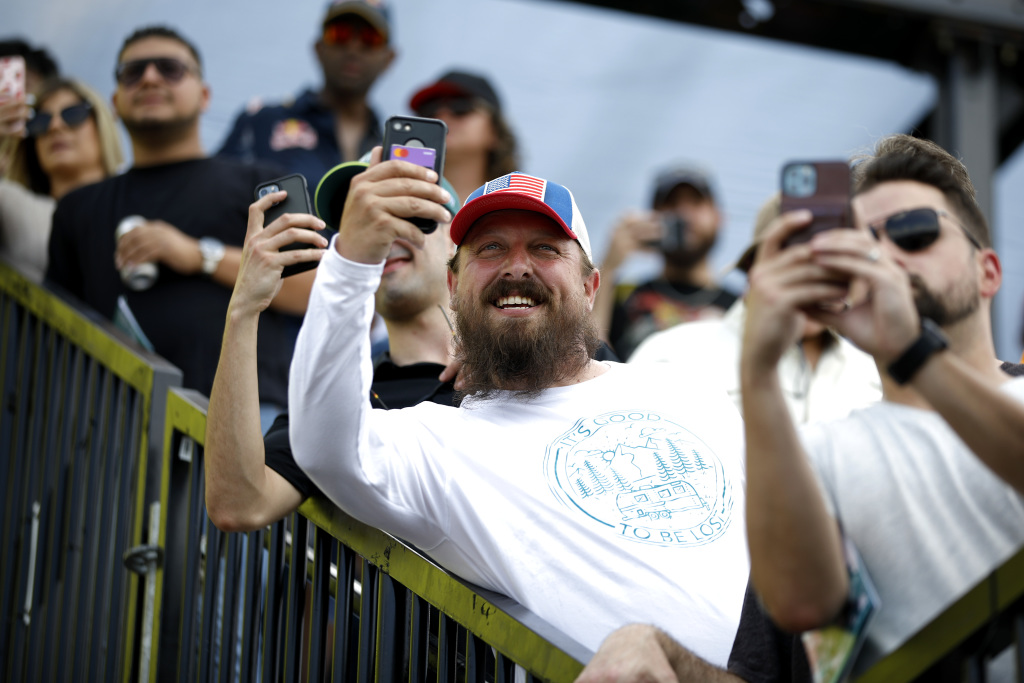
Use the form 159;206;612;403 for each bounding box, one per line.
450;172;592;261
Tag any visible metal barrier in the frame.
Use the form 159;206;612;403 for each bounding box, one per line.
3;256;1023;683
856;546;1024;683
0;259;181;683
149;388;593;682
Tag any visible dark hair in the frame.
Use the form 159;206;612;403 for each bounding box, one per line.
852;134;990;248
487;107;520;180
0;38;59;80
117;26;203;72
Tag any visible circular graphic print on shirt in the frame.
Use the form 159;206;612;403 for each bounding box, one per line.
545;410;734;548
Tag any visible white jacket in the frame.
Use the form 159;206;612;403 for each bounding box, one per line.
630;300;882;424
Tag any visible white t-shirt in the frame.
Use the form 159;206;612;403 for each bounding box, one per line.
631;300;882;424
801;378;1024;667
290;245;750;665
0;179;54;278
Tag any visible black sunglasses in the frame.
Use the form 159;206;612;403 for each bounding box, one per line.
416;97;479;119
868;207;981;252
26;101;93;137
115;57;196;87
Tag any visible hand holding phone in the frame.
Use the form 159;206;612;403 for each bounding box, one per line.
780;161;851;248
381;115;448;234
644;214;688;253
0;56;28;138
255;173;326;278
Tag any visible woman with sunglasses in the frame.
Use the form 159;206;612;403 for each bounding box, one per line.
1;77;123;276
409;70;521;207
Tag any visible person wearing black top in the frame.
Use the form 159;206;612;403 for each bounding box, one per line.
204;161;461;532
45;26;312;409
594;165;737;360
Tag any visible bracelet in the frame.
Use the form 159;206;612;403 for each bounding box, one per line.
886;318;949;385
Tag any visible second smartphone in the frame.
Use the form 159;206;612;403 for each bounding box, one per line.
381;115;447;234
779;160;851;248
255;173;324;278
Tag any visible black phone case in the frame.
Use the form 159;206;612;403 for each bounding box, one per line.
255;173;328;278
382;115;448;234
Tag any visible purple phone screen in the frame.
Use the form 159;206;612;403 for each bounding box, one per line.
390;145;436;170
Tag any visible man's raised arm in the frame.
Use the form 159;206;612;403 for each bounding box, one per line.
205;192;327;531
288;152;452;501
740;211;849;633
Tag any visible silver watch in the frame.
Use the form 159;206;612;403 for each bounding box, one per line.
198;237;225;276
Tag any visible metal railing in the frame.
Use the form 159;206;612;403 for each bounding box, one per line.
0;259;181;683
856;546;1024;682
3;255;1023;682
148;388;593;682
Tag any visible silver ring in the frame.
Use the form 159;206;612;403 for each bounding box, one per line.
866;247;881;263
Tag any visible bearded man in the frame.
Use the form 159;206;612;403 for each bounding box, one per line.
594;166;738;360
289;158;751;666
737;134;1024;679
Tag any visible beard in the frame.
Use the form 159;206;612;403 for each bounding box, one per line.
120;109;199;146
451;277;600;401
910;273;979;327
663;231;716;269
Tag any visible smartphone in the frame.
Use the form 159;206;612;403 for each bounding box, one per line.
657;214;688;253
381;115;447;234
0;56;26;100
255;173;324;278
780;160;851;248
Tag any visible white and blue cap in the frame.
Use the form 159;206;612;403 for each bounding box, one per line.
450;172;592;261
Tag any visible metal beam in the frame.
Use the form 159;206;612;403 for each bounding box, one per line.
834;0;1024;31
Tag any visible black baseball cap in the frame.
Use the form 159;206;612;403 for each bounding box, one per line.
322;0;391;41
651;165;716;209
409;70;501;113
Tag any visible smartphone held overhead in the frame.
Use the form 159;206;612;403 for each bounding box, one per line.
0;56;26;100
382;115;447;234
780;160;852;248
255;173;322;278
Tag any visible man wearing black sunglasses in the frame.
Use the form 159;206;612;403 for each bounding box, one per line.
576;136;1024;683
45;26;308;424
218;0;395;184
735;134;1024;677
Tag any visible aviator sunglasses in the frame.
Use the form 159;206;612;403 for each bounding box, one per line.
416;97;479;119
26;101;93;137
115;57;196;87
868;207;981;252
323;21;386;48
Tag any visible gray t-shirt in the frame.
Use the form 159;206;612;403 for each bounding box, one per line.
801;377;1024;669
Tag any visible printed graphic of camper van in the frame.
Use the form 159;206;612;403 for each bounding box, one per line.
617;480;705;521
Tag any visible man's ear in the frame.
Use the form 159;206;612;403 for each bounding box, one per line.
447;268;457;297
978;248;1001;300
381;47;396;72
584;269;600;311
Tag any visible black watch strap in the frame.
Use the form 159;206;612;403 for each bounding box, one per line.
887;318;949;385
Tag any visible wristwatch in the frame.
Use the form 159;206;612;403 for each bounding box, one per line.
198;237;225;276
887;318;949;385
